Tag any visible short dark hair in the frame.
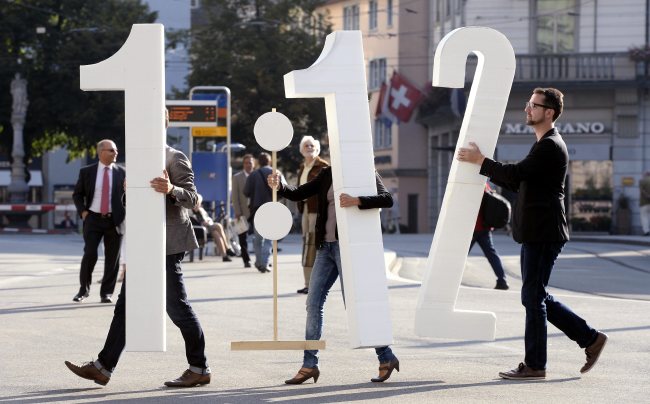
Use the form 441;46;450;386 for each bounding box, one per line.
533;87;563;122
258;152;271;166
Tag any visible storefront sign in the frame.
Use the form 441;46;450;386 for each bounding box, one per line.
502;121;607;135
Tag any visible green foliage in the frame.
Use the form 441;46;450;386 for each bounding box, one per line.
181;0;331;173
0;0;157;161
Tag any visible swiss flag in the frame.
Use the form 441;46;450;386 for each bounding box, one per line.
384;71;424;123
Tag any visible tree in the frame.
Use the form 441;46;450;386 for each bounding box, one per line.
0;0;157;162
180;0;331;173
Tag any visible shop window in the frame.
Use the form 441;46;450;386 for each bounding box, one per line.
569;160;613;232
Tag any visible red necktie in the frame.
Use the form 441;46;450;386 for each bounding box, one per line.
100;167;110;215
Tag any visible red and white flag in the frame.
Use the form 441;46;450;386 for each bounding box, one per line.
379;71;424;123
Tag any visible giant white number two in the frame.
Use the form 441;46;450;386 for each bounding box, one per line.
285;31;393;348
80;24;167;351
414;27;515;340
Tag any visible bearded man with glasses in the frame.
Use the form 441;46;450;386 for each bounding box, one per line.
457;87;608;380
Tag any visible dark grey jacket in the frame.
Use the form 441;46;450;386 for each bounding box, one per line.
165;146;199;255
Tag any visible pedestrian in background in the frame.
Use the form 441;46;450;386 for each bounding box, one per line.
72;139;126;303
470;183;509;290
244;152;274;273
232;154;255;268
639;172;650;236
295;136;329;294
458;87;607;380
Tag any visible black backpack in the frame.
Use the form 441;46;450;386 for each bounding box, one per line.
481;189;511;229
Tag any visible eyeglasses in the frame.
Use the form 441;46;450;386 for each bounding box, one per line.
524;101;553;110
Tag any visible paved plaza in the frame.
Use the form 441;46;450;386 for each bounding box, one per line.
0;232;648;403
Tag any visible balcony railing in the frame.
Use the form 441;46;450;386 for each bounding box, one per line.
465;52;641;83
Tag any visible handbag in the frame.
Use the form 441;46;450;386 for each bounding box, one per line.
232;216;250;235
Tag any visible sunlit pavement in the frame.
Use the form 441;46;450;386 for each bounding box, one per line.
0;232;648;403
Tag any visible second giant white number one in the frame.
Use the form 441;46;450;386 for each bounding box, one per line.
80;24;167;351
285;31;393;348
415;27;515;340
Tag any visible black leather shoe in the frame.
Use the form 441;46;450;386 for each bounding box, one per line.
73;293;88;302
244;262;252;268
222;256;232;262
64;361;110;386
164;369;211;387
297;287;309;294
226;248;236;257
100;296;112;303
495;280;509;290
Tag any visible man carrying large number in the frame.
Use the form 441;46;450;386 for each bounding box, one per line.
65;111;212;388
458;87;607;380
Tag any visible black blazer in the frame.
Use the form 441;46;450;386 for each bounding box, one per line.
277;166;392;248
73;163;126;227
480;128;569;243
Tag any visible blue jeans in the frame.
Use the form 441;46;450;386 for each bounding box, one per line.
520;242;597;370
253;227;272;269
470;230;506;281
97;252;209;375
303;241;395;368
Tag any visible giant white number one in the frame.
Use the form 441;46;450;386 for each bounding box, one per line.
414;27;515;340
80;24;167;351
285;31;393;348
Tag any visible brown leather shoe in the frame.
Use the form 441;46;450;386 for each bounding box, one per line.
64;361;110;386
371;358;400;382
164;369;211;387
580;331;608;373
499;362;546;380
285;367;320;384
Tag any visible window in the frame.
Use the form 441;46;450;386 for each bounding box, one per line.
387;0;393;26
369;1;378;30
368;58;387;90
343;4;360;30
535;0;577;53
374;119;392;149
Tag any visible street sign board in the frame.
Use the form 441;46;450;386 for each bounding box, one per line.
166;100;217;127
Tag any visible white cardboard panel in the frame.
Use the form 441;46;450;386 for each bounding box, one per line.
124;147;165;188
285;31;392;348
81;24;167;351
335;209;384;247
415;27;515;341
125;187;166;351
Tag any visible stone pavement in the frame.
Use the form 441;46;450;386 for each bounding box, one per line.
0;233;648;403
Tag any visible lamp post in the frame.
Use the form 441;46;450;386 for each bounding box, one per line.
8;73;29;203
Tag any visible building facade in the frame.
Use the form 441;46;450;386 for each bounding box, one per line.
320;0;650;234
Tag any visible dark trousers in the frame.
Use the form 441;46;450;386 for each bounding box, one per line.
79;213;122;297
238;231;250;264
469;230;506;281
520;242;597;370
97;252;208;372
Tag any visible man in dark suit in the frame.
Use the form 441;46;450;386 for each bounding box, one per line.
72;139;126;303
458;87;607;380
231;154;254;268
64;111;211;388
